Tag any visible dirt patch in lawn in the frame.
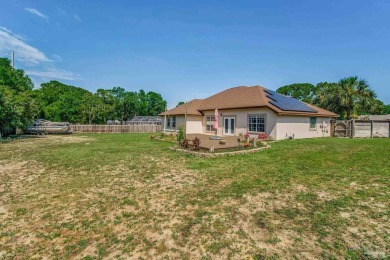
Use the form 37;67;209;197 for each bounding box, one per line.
0;135;94;149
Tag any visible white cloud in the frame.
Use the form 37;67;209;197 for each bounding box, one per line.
0;26;76;81
0;27;50;66
24;8;48;20
0;26;25;40
56;7;82;23
52;54;62;62
26;67;75;80
74;14;82;22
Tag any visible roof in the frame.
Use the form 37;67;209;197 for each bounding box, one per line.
160;99;203;116
160;86;339;117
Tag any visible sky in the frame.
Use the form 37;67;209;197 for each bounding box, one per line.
1;0;390;108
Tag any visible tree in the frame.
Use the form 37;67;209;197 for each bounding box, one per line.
136;89;148;116
35;81;90;122
0;58;38;137
0;58;34;91
79;93;104;124
176;101;185;107
360;99;386;115
95;89;115;123
384;104;390;114
144;91;167;116
109;87;139;121
34;83;168;124
276;83;316;103
315;77;377;119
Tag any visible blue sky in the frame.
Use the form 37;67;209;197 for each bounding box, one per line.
1;0;389;108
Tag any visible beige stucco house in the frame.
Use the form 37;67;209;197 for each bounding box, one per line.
160;86;338;140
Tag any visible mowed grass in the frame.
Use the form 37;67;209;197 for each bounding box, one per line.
0;134;389;259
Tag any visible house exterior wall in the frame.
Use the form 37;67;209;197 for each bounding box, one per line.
161;115;203;134
162;115;185;132
202;108;278;139
185;115;203;134
276;116;332;140
161;112;334;140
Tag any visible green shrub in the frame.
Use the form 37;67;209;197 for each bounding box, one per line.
177;124;185;142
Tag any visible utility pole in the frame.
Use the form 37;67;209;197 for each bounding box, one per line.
11;50;14;68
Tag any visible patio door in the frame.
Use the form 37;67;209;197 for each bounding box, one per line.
224;117;235;135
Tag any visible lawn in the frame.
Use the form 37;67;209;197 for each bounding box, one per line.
0;134;389;259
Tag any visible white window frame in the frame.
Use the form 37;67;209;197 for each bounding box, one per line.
171;116;176;128
248;114;266;133
223;116;236;135
309;117;317;130
167;116;171;128
206;115;215;132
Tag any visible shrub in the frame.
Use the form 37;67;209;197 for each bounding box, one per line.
258;133;267;139
177;124;184;142
181;139;189;148
244;133;250;139
193;137;201;150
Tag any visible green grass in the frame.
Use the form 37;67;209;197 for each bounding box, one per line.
0;134;389;259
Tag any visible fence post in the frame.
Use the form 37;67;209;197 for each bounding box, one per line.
370;120;373;138
330;120;335;137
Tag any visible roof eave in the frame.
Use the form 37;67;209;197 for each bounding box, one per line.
277;111;339;117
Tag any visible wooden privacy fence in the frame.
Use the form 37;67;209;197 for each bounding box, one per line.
70;124;162;133
331;120;390;138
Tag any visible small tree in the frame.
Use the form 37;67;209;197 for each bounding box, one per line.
177;124;185;143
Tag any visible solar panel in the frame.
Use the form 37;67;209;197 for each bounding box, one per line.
265;89;317;113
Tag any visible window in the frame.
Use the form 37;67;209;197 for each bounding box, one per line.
167;117;171;127
248;115;265;132
171;116;176;128
206;116;215;132
310;117;317;129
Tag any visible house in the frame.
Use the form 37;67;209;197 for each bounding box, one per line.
160;86;338;140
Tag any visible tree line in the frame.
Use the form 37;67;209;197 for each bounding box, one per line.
2;56;390;136
0;58;167;136
276;78;390;119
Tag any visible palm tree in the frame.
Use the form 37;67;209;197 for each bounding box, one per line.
315;77;377;119
338;77;376;119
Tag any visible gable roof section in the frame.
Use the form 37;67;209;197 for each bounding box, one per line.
160;99;203;116
160;86;338;117
198;86;269;110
